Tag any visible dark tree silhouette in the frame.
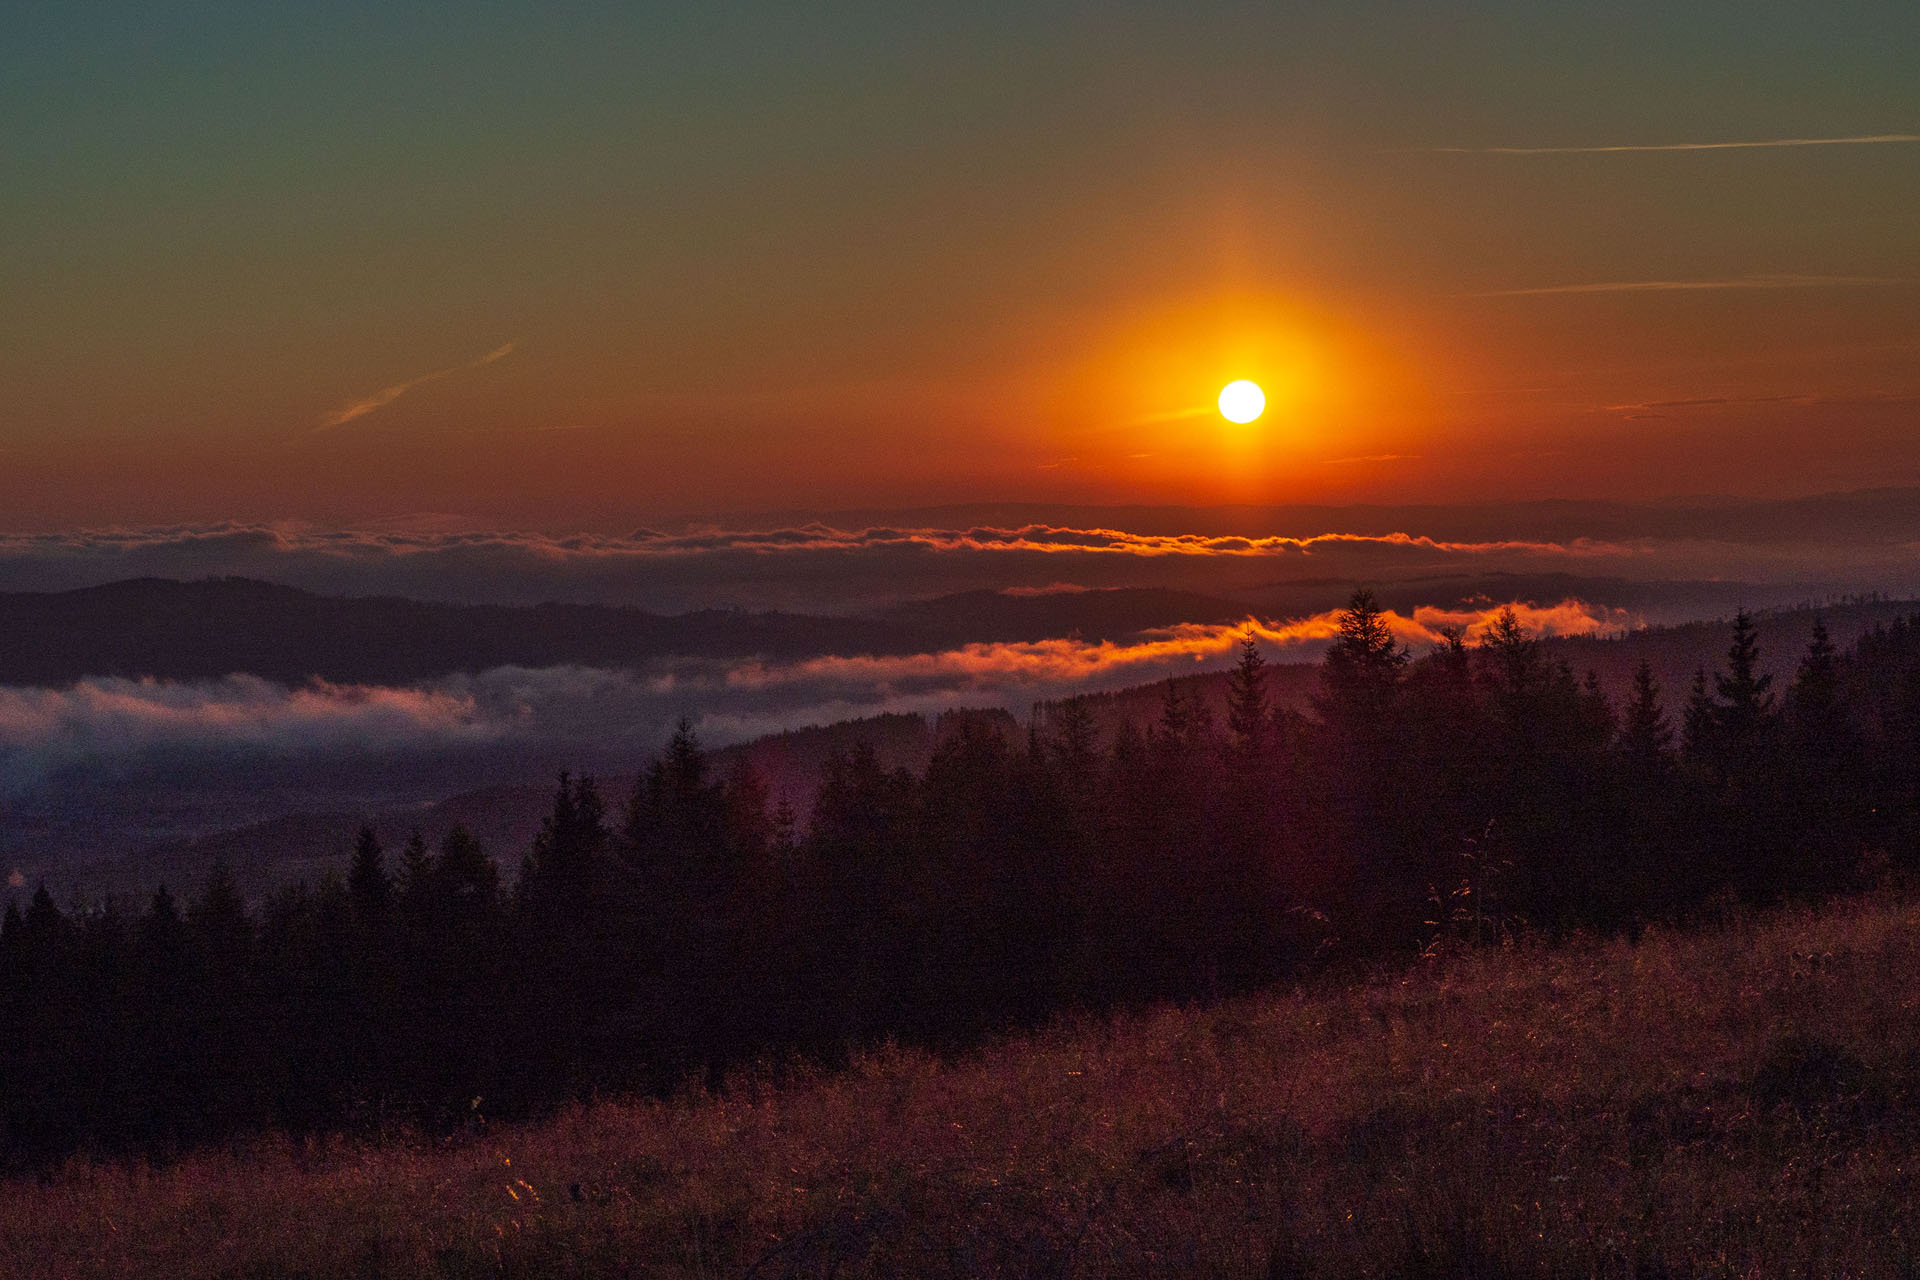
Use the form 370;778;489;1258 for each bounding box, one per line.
346;825;392;927
1226;630;1271;758
1316;588;1406;730
11;604;1920;1169
1620;659;1674;776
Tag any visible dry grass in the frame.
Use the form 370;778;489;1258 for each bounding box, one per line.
8;889;1920;1278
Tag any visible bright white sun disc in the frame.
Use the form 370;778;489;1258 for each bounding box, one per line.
1218;379;1265;424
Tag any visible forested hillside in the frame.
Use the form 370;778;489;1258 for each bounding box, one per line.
5;594;1919;1168
8;887;1920;1278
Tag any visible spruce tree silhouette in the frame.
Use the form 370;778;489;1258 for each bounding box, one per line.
1785;618;1863;890
433;825;500;925
625;719;732;908
17;602;1920;1169
1314;589;1409;934
514;773;615;1097
1620;659;1675;778
1787;618;1847;755
1316;588;1406;730
397;829;434;928
1714;609;1777;754
347;825;392;928
1226;630;1271;759
1683;668;1717;763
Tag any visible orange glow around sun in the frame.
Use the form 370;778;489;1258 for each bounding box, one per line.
1024;291;1435;503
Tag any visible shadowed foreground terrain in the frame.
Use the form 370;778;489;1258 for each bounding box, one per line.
6;887;1919;1278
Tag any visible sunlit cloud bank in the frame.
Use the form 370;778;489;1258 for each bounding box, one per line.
0;599;1625;796
737;598;1626;695
0;519;1877;614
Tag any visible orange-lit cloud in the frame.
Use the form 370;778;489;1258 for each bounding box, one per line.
0;598;1633;795
9;509;1920;621
0;520;1619;582
725;598;1629;695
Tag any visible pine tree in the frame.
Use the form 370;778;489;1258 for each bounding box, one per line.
1047;696;1099;779
1316;588;1406;728
1226;630;1271;757
1715;609;1776;738
188;862;249;962
1579;668;1618;747
1619;658;1674;775
139;885;188;962
398;829;434;926
625;720;730;904
1682;668;1716;761
346;825;392;928
1480;606;1544;703
520;772;610;923
1787;618;1846;750
1152;676;1196;751
434;825;499;923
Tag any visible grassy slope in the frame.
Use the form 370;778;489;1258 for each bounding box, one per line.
8;891;1920;1279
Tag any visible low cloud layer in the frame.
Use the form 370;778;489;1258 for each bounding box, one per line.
5;498;1919;617
0;520;1844;613
0;599;1626;797
0;522;1619;612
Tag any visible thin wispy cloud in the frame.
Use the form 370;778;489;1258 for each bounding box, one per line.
1321;453;1419;466
1472;275;1902;298
1430;133;1920;155
315;342;516;431
1607;391;1920;414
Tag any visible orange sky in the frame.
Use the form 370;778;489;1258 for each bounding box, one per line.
3;4;1916;529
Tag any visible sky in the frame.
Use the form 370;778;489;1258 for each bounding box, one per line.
4;1;1918;530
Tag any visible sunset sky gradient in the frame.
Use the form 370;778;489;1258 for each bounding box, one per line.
4;1;1916;528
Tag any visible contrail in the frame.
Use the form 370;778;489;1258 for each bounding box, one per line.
316;342;516;431
1429;133;1919;155
1471;274;1903;298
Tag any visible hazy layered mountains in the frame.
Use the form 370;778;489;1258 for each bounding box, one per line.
0;578;1263;686
5;575;1917;905
0;573;1834;688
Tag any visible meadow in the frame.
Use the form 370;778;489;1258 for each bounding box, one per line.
6;884;1916;1279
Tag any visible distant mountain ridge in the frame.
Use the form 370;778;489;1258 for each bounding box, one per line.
36;594;1920;905
0;573;1847;688
0;577;926;685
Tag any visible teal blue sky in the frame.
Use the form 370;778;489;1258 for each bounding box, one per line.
3;1;1917;527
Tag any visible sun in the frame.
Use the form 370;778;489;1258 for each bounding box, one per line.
1218;379;1265;424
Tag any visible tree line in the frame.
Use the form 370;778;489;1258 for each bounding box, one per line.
5;593;1919;1167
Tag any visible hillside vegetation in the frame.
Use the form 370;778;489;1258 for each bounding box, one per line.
9;598;1920;1169
6;886;1918;1278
